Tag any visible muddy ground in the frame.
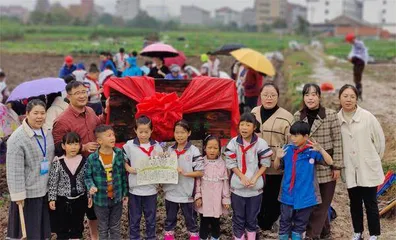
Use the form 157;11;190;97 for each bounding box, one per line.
0;52;395;239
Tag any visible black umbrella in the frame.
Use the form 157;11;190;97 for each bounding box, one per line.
212;43;246;55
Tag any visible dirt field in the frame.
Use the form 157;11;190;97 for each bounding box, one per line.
0;52;395;239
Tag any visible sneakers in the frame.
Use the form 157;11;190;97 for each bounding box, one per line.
369;236;378;240
352;233;363;240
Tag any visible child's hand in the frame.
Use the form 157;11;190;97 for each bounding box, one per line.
126;166;137;174
123;197;128;206
308;138;322;152
88;197;93;208
248;176;259;188
49;201;56;210
177;167;184;175
239;174;250;187
195;199;202;208
276;147;287;159
223;204;230;210
89;187;98;195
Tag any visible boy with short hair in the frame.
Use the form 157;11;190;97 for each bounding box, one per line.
274;121;333;240
85;125;128;240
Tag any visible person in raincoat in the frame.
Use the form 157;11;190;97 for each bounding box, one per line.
165;64;183;80
122;57;143;77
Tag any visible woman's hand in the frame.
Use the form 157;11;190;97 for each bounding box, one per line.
49;201;56;210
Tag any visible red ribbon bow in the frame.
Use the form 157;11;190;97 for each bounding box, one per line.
136;92;183;141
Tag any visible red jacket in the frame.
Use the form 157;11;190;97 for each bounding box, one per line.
243;69;263;97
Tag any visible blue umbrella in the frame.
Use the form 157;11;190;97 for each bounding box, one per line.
7;78;66;102
212;43;246;55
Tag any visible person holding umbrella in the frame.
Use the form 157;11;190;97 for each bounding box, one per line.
230;48;275;112
141;43;178;79
59;55;77;78
6;99;55;239
149;57;170;78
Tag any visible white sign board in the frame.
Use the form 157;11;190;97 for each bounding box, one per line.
136;153;178;186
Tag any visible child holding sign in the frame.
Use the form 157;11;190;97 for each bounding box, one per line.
123;116;163;240
163;120;204;240
194;135;230;240
225;113;273;240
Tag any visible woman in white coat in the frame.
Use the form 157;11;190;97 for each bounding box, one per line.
337;84;385;240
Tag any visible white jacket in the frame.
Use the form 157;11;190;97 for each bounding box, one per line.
44;97;69;131
338;106;385;189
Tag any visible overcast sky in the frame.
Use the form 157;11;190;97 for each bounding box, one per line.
1;0;306;15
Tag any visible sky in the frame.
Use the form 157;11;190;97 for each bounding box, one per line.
0;0;306;16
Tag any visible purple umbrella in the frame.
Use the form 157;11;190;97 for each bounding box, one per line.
7;78;66;102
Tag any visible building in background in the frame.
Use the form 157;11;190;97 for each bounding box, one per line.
241;8;256;27
362;0;396;34
215;7;242;27
146;5;171;21
0;5;29;22
68;0;94;20
115;0;140;21
180;5;211;26
286;3;307;30
255;0;288;31
306;0;361;24
34;0;50;13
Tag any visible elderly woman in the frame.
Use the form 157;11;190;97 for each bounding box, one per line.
251;82;294;231
338;84;384;240
6;99;55;239
293;83;343;240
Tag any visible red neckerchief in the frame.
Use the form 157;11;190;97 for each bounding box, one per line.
175;149;187;158
289;145;311;193
239;143;256;174
85;75;100;90
139;145;154;157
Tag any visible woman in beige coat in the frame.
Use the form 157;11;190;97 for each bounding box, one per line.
251;82;293;231
338;84;385;240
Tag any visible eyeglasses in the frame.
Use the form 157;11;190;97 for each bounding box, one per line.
261;94;278;99
70;90;88;96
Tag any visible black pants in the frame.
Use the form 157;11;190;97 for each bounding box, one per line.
258;174;282;230
347;186;380;236
352;57;365;98
50;195;87;239
199;214;220;239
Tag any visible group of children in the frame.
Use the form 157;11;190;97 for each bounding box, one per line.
48;112;333;240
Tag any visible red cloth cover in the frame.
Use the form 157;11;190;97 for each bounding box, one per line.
104;76;239;142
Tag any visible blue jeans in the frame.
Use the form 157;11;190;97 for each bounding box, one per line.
128;193;157;240
279;204;313;236
94;201;123;240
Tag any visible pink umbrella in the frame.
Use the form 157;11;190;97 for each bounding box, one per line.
164;51;186;67
140;43;179;58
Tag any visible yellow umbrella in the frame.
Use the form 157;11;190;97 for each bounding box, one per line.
230;48;275;77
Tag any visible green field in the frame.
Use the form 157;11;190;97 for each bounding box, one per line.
1;20;395;59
